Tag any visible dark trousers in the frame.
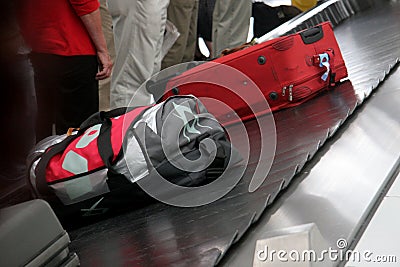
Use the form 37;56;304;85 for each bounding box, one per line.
30;53;99;142
1;54;36;182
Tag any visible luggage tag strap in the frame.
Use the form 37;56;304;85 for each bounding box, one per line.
318;53;330;81
313;49;336;85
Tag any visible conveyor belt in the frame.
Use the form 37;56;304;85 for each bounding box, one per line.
220;21;400;267
258;0;376;42
69;1;400;266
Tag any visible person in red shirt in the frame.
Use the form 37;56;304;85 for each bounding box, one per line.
18;0;113;142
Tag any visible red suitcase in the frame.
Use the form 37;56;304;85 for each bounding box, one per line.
162;22;347;125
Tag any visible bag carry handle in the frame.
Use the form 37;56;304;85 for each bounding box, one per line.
300;25;324;44
80;107;128;129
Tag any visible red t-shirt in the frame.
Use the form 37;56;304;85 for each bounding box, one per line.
19;0;99;56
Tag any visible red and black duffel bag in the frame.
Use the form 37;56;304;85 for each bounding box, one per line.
27;96;239;225
161;22;348;125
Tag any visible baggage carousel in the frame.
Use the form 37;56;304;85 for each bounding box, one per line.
69;1;400;266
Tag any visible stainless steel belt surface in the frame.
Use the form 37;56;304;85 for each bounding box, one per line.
69;1;400;266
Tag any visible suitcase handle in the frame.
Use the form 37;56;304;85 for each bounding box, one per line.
300;25;324;44
146;62;202;102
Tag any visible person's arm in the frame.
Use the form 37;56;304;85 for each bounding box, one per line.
80;9;113;80
69;0;112;80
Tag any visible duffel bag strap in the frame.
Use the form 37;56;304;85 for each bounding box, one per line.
205;142;228;181
97;106;152;175
82;107;132;170
97;117;114;171
34;109;123;196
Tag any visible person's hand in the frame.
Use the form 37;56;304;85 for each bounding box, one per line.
96;50;113;80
